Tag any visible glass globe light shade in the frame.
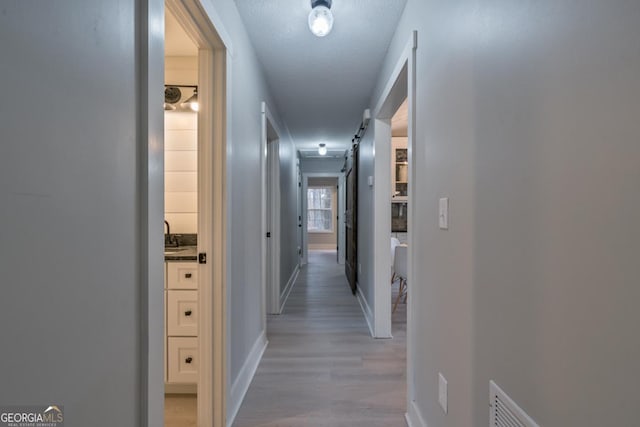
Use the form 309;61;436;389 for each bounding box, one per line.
308;5;334;37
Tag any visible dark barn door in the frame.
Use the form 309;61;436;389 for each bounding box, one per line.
345;144;359;294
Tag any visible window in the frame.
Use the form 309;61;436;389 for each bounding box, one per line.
307;187;333;232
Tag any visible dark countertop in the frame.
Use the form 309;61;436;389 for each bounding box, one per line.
164;245;198;261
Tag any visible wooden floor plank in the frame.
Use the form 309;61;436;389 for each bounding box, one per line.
165;394;197;427
233;250;407;427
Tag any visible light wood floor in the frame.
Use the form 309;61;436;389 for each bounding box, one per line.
165;393;196;427
233;250;407;427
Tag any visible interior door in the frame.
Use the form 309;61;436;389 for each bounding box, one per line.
345;144;358;294
336;180;340;264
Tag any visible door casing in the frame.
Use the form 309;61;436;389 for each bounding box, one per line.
141;1;230;426
370;31;417;414
301;172;346;266
261;102;283;317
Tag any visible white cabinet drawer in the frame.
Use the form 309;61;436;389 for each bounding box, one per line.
167;337;198;384
167;290;198;336
167;262;198;289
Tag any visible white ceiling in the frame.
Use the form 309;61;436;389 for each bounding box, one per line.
392;98;408;137
165;9;198;56
235;0;407;152
298;148;348;159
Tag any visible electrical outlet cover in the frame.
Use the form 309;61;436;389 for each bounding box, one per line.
439;198;449;230
438;372;448;414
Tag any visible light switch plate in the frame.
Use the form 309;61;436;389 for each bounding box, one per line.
439;372;448;413
439;198;449;230
368;176;374;187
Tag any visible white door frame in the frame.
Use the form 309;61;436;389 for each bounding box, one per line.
371;31;417;408
261;102;282;317
296;158;303;265
141;1;231;426
301;172;346;265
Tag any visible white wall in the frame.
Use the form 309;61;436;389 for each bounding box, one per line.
165;56;198;85
0;2;147;425
165;111;198;233
367;1;640;426
300;157;345;174
164;57;198;234
356;128;376;311
204;0;296;420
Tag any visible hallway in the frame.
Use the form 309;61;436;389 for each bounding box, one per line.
233;251;407;427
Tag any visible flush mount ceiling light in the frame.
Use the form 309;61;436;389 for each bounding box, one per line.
308;0;334;37
318;143;327;156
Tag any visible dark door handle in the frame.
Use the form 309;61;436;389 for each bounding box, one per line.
185;273;192;278
184;310;192;316
185;357;193;364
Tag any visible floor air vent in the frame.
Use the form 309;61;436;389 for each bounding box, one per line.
490;381;539;427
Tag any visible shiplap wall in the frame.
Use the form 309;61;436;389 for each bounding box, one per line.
164;111;197;233
165;56;198;234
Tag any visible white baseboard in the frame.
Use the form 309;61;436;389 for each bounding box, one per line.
355;284;375;337
227;330;268;427
279;264;299;313
405;400;428;427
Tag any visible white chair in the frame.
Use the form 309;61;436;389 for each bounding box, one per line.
390;237;401;284
393;244;408;313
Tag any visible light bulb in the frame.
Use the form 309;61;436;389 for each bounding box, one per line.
318;144;327;156
181;90;199;112
308;5;333;37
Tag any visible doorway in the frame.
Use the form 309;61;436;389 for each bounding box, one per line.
145;2;229;427
262;104;281;316
371;31;417;417
390;99;408;320
301;173;346;267
163;8;199;426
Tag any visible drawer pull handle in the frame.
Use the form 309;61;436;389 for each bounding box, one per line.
185;273;192;279
184;310;192;316
185;357;193;364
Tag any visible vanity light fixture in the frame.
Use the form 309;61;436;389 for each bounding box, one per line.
308;0;334;37
164;85;198;111
318;143;327;156
181;88;199;112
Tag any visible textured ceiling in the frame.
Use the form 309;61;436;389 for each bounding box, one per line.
235;0;407;151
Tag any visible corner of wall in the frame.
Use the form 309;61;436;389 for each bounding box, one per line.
355;285;375;337
227;330;268;427
406;400;429;427
279;264;300;313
